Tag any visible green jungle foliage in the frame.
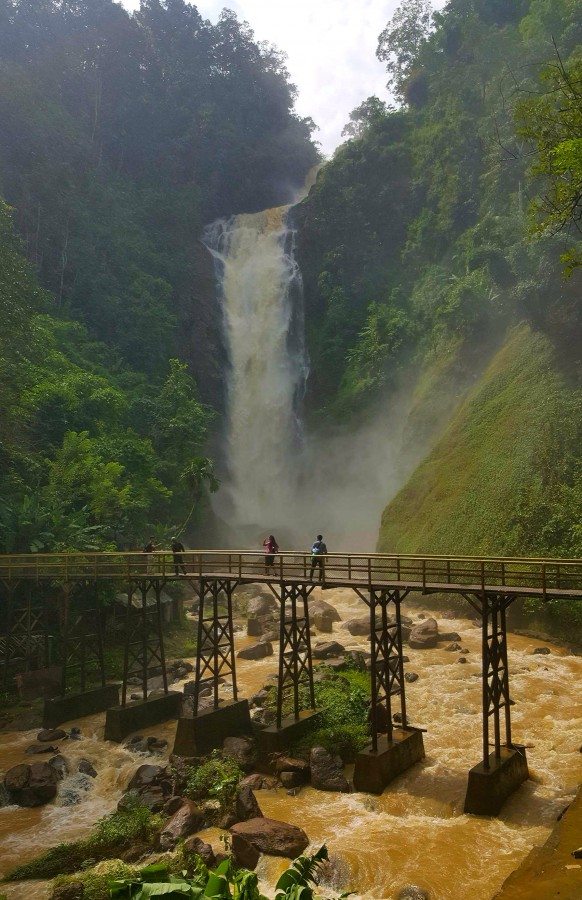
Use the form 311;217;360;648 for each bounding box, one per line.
0;0;318;551
296;0;582;414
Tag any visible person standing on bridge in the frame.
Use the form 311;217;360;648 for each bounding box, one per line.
142;537;160;574
310;534;327;582
171;536;187;576
263;534;279;574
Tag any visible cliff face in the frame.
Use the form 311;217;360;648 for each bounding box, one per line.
175;242;225;411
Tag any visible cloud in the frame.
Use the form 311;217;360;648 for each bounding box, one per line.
121;1;444;155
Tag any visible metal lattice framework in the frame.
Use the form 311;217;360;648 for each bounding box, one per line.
121;580;168;705
273;582;316;728
365;588;410;750
59;584;106;695
1;581;49;688
192;578;238;714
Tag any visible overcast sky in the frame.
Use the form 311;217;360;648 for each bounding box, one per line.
121;1;445;156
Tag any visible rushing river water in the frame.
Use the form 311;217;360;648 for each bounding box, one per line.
1;588;581;900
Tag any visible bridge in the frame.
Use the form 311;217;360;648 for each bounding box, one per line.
1;550;581;816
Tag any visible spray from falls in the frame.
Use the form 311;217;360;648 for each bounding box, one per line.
204;207;307;537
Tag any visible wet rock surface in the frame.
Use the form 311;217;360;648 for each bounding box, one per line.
313;640;346;659
309;746;349;793
4;761;59;806
409;618;439;649
37;728;68;743
223;736;257;772
159;800;205;850
230;816;309;858
237;641;274;660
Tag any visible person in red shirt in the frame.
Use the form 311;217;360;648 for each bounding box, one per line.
262;534;279;574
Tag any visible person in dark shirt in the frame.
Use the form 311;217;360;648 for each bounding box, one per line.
310;534;327;582
171;537;187;576
143;537;159;573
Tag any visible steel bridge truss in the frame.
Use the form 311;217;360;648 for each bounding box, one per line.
191;578;238;714
272;582;316;728
121;580;169;705
1;581;50;687
363;587;410;750
59;583;107;695
462;591;517;767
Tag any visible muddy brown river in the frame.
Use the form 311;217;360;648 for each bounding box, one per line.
1;587;580;899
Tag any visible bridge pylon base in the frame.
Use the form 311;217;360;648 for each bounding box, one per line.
256;709;323;754
43;684;120;728
464;746;528;816
172;699;252;758
104;691;182;743
353;728;425;795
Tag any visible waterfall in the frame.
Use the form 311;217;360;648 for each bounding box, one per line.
204;206;307;536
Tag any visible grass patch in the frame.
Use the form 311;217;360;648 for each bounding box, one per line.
6;796;162;881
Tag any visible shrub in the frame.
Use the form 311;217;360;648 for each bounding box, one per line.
184;751;243;809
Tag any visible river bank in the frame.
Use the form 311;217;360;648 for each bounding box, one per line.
495;784;582;899
1;588;580;899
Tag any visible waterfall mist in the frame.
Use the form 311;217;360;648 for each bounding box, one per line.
204;206;413;552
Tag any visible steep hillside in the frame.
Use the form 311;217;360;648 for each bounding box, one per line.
378;322;582;632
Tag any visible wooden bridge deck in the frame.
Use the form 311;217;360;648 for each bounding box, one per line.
1;551;581;600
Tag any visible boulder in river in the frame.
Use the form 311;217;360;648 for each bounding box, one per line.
405;672;419;683
159;800;205;850
127;763;165;792
311;611;335;633
49;755;70;779
309;746;349;793
445;642;462;652
78;758;97;778
37;728;68;743
234;783;263;822
344;617;370;636
184;836;216;868
241;773;278;791
247;595;278;618
237;641;273;660
230;817;309;859
440;631;461;642
26;743;59;755
313;641;346;660
223;736;257;772
4;761;59;807
533;647;551;655
409;618;439;649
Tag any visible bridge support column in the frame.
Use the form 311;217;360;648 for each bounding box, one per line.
43;583;118;727
257;582;321;753
105;579;181;742
464;592;528;815
354;589;424;794
173;578;251;758
1;582;58;698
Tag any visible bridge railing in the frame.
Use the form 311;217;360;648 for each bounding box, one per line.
0;551;581;598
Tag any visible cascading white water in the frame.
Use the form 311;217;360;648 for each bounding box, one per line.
204;206;308;534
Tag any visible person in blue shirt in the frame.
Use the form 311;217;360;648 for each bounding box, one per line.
310;535;327;582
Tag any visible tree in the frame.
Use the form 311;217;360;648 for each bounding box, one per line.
516;53;582;274
377;0;434;102
342;96;390;139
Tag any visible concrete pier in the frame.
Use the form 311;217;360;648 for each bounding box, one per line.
173;700;252;757
464;746;529;816
256;709;322;754
353;728;425;794
43;684;120;728
104;691;182;742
